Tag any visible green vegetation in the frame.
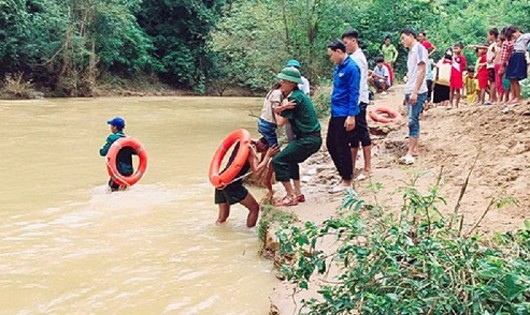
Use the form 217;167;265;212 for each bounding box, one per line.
258;204;298;244
275;175;528;314
209;0;530;91
0;0;529;97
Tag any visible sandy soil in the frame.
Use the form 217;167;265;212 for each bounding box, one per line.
265;85;530;314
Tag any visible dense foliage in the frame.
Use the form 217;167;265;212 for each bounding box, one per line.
209;0;530;91
0;0;529;96
276;178;528;314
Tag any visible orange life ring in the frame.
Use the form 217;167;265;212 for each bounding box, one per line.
209;129;252;189
368;107;402;124
106;137;148;187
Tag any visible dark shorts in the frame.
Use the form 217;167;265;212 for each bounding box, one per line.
257;117;278;147
214;182;249;205
433;84;450;103
349;102;372;148
488;68;495;83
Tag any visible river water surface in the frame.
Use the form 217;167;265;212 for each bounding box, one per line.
0;96;275;314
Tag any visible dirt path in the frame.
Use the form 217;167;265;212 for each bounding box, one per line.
266;85;530;314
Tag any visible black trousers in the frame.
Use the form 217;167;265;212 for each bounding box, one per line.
326;117;353;180
349;102;372;148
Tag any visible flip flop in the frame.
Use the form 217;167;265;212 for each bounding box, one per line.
296;194;305;202
274;195;298;207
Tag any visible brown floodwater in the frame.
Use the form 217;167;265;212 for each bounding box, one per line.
0;96;275;314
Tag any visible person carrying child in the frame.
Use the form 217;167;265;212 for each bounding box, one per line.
257;82;292;199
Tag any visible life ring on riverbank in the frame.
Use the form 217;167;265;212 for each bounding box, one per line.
368;107;402;124
106;137;148;187
209;129;252;189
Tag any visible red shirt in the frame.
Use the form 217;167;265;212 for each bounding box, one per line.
451;54;467;77
478;54;488;78
421;40;434;50
500;40;514;66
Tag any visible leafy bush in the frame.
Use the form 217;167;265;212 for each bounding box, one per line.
311;81;332;119
521;79;530;99
1;73;34;99
258;205;298;244
276;176;528;314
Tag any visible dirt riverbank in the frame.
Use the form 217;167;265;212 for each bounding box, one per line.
263;86;530;314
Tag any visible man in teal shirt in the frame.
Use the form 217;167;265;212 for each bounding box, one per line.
100;117;134;191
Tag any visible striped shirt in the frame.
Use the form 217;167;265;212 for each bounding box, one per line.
500;40;514;66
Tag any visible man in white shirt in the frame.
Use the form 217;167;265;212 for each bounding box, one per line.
342;29;372;180
285;59;310;95
369;56;391;93
400;28;428;165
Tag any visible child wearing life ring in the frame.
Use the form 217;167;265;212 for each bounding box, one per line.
99;117;135;192
214;137;279;228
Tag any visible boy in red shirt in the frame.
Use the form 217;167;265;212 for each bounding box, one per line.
449;43;467;108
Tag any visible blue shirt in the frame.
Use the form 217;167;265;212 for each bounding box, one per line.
331;56;360;117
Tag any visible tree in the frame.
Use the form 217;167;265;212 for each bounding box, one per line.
136;0;228;92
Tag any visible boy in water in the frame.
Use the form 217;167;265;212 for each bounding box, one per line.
215;138;279;228
99;117;134;192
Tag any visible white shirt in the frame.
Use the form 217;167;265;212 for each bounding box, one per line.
298;76;310;95
260;89;282;123
514;33;530;51
373;65;390;86
349;49;369;104
405;42;428;95
486;43;496;69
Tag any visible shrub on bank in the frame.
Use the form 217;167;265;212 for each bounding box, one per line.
1;73;35;99
276;176;528;315
311;81;331;120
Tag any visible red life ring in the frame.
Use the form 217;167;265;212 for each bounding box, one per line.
209;129;252;189
368;107;402;124
106;137;148;187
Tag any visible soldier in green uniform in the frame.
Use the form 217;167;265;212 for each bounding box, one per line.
272;67;322;207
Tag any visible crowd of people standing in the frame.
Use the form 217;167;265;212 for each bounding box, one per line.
428;26;530;108
214;25;529;227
